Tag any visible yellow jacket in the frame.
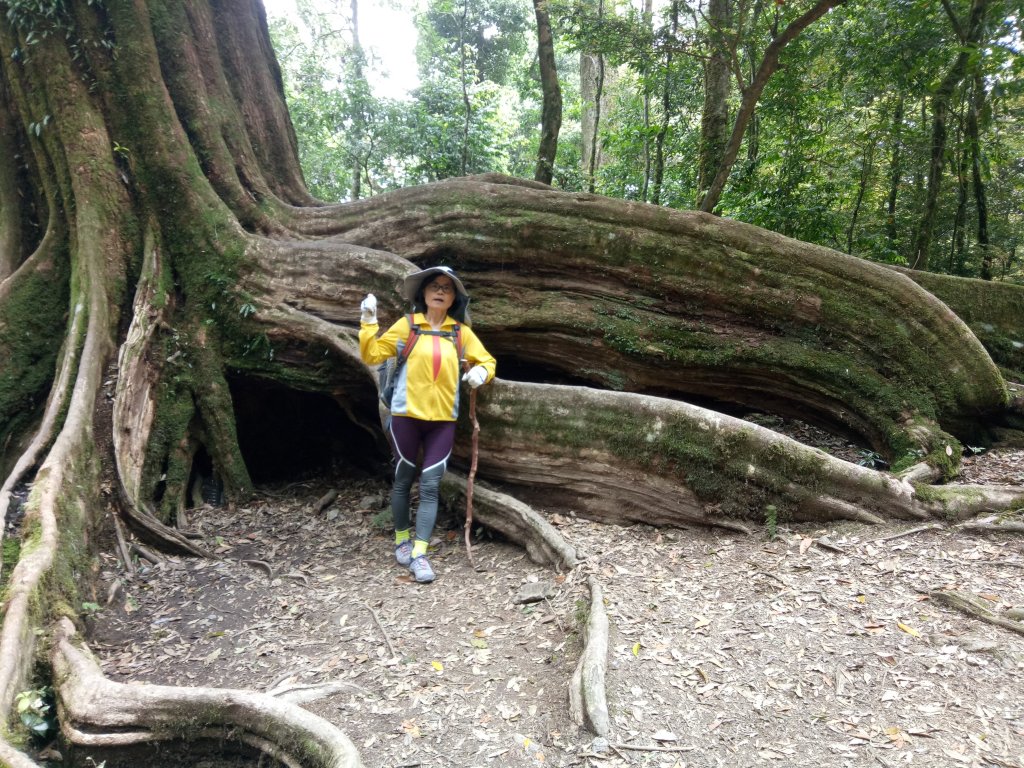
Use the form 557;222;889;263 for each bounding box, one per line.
360;313;496;422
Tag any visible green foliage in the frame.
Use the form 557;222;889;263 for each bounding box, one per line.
5;0;72;31
270;0;1024;282
856;450;888;470
764;504;779;541
271;0;543;199
417;0;533;86
14;687;56;741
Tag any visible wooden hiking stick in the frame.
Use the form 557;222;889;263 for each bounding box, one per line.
463;362;480;569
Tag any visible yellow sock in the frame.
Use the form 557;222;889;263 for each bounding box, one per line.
412;539;428;558
395;529;410;545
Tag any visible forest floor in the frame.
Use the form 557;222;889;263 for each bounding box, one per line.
82;419;1024;768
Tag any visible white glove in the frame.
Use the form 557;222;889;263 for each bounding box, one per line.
360;293;377;324
462;365;488;389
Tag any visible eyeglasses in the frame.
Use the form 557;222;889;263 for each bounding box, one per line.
425;281;454;294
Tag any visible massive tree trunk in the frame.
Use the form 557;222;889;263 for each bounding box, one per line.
0;1;1020;765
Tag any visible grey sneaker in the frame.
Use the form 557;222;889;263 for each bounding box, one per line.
409;555;435;583
395;541;413;567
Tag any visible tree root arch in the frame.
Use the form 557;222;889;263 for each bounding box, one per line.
51;618;363;768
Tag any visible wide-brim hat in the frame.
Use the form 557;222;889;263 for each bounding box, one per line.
400;265;469;302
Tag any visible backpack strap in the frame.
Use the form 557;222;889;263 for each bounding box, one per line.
401;316;464;363
398;314;420;362
453;323;465;363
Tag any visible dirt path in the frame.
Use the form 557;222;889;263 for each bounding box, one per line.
88;456;1024;768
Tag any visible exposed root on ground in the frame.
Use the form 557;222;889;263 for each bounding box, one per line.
929;590;1024;637
51;617;363;768
569;575;611;737
444;472;580;569
954;514;1024;534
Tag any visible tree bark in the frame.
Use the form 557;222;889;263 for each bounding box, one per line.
698;0;732;203
885;94;905;250
699;0;846;213
652;0;679;205
350;0;363;200
969;71;991;280
845;132;874;254
533;0;562;184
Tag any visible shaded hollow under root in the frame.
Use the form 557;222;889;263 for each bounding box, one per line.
51;617;363;768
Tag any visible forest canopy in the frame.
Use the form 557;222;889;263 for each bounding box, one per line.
270;0;1023;281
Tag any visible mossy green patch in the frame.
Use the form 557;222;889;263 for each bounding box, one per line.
0;250;70;455
482;390;834;520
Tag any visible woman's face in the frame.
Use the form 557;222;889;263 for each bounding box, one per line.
423;275;456;313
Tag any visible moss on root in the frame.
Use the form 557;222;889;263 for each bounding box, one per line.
0;252;70;456
900;269;1024;381
480;388;835;520
134;215;263;515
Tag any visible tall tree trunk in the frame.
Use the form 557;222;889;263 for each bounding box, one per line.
968;71;991;280
739;0;765;175
580;0;609;192
698;0;846;213
652;0;679;205
698;0;732;203
949;103;969;274
885;94;905;249
640;0;654;201
350;0;363;200
533;0;562;184
459;0;472;176
910;0;989;271
846;133;875;254
580;49;605;191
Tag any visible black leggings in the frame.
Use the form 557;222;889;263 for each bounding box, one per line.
389;416;457;543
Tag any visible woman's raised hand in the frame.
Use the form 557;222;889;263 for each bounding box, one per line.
359;293;377;324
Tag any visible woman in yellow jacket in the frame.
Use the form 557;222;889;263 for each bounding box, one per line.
359;266;496;583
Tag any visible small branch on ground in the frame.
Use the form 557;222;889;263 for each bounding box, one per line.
612;742;695;753
542;596;568;633
365;601;397;659
874;523;944;543
112;514;135;575
314;489;338;514
130;542;163;565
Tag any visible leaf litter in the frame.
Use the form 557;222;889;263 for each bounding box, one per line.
90;459;1024;768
